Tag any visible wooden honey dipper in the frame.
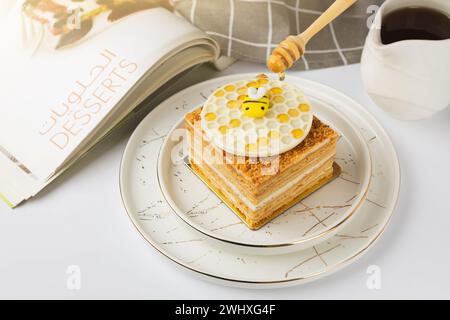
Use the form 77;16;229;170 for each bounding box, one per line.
267;0;358;75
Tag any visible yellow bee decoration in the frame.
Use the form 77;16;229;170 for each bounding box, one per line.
242;87;270;118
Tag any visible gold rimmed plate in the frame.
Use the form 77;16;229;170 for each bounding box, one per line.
157;98;372;255
119;74;399;288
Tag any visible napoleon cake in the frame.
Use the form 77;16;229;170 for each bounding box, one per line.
185;75;340;230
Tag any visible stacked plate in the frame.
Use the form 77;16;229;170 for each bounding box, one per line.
120;74;400;288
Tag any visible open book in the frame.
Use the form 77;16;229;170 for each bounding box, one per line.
0;2;229;208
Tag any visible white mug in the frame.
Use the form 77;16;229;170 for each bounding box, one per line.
361;0;450;120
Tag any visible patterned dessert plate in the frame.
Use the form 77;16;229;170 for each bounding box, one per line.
119;74;400;288
157;94;372;254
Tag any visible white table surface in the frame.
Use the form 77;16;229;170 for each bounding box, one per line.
1;61;449;299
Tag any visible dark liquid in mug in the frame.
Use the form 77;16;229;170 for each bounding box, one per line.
381;7;450;44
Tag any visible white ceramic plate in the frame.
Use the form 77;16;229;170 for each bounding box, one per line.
157;97;372;255
120;74;400;288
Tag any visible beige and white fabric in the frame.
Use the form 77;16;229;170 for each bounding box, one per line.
173;0;384;69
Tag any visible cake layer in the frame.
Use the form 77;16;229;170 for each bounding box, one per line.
193;147;334;210
185;107;339;229
185;108;339;188
191;143;335;206
186;109;338;201
191;159;335;229
190;134;337;204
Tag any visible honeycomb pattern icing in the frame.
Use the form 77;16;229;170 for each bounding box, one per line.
200;77;313;157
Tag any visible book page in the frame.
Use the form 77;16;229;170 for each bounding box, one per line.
0;3;223;207
0;7;205;181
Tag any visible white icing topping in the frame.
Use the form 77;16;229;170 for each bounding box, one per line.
200;77;313;157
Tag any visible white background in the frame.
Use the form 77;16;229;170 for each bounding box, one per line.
1;61;449;299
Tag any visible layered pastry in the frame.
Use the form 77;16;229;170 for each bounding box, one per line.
185;75;339;230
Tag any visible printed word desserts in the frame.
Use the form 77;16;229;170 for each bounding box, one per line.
185;75;339;230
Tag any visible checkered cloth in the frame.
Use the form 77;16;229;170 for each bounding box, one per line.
173;0;384;70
